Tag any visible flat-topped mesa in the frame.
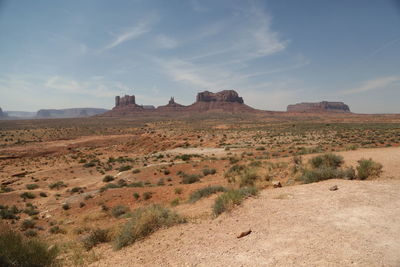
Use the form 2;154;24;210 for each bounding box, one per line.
115;95;136;108
287;101;351;113
196;90;244;104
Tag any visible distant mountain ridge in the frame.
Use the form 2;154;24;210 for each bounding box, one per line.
36;108;108;118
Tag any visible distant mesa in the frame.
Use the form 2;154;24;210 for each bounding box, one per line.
287;101;351;113
103;90;254;117
36;108;108;118
187;90;255;113
196;90;244;103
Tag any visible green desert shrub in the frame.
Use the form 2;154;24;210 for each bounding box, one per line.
0;227;59;267
26;184;39;190
213;187;258;216
48;181;67;190
142;192;153;200
49;226;66;235
170;198;180;207
99;183;120;193
21;219;36;230
133;192;140;200
310;153;344;169
202;168;216;176
81;229;110;250
111;205;130;218
132;169;141;174
299;166;355;184
181;173;202;184
20;192;36;199
356;159;383;180
113;205;185;250
0;205;20;220
189;186;226;203
127;181;144;187
103;175;115;182
224;164;246;183
239;169;259;187
174;188;183;195
118;165;132;172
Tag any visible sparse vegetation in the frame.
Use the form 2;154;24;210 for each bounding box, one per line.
0;227;59;267
20;192;36;199
356;159;383;180
111;205;130;218
103;175;115;182
49;181;67;190
81;228;110;250
189;185;226;203
26;183;39;190
113;205;185;250
213;187;258;216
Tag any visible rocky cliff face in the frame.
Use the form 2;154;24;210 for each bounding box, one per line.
287;101;350;113
196;90;244;104
115;95;136;107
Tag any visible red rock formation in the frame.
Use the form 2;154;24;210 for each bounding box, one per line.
156;97;186;112
115;95;136;107
187;90;255;113
101;90;257;117
196;90;244;104
287;101;350;113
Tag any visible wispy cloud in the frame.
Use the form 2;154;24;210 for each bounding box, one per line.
340;76;400;95
0;73;130;110
156;34;179;49
102;15;158;51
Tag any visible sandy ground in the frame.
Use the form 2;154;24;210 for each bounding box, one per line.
90;147;400;267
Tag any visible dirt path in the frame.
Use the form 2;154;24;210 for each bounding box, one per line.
90;147;400;267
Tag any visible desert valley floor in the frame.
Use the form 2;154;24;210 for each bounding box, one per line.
1;114;400;266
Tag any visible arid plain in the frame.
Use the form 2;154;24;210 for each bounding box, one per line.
1;112;400;266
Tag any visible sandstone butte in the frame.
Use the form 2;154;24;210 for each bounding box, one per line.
100;89;351;117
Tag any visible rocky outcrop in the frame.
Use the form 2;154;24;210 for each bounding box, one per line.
115;95;136;107
187;90;255;113
156;97;186;112
36;108;108;118
287;101;350;113
196;90;244;104
102;90;256;116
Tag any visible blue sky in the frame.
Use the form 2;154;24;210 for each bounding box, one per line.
0;0;399;113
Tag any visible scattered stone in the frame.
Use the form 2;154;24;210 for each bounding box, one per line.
272;181;282;188
329;185;338;191
237;229;252;238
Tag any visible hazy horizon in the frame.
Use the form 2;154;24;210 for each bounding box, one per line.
1;0;399;113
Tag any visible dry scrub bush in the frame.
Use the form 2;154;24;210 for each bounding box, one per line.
212;187;258;216
189;185;226;203
113;204;185;250
81;229;110;250
356;159;383;180
0;227;59;267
